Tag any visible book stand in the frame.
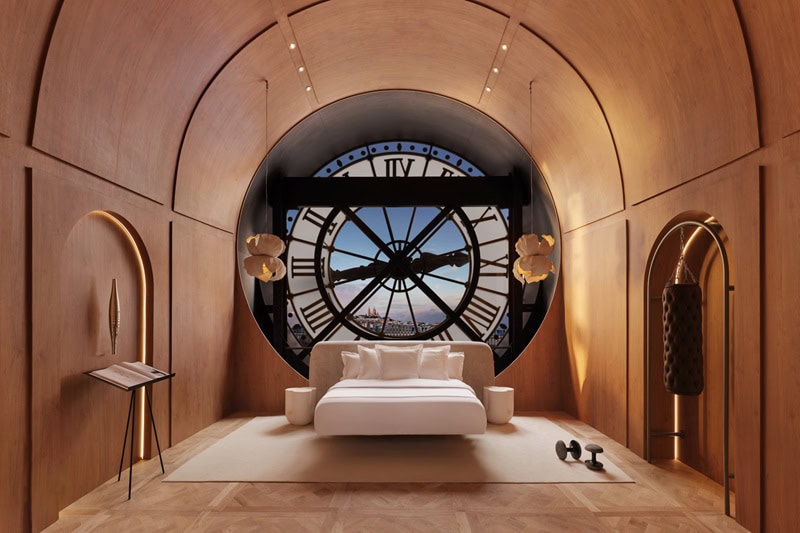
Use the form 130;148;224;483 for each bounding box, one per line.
86;370;175;500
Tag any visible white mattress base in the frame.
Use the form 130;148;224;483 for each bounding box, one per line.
315;379;487;436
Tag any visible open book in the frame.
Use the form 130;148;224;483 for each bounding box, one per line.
88;361;170;390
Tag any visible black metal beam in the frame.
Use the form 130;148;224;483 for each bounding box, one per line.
269;175;526;208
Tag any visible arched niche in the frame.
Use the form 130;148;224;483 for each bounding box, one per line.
644;211;735;516
46;210;154;519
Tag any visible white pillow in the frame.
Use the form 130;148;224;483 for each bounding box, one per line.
418;345;450;380
376;344;421;380
341;351;360;380
448;352;465;380
356;346;381;379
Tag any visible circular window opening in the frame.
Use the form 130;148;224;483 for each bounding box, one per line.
237;91;560;377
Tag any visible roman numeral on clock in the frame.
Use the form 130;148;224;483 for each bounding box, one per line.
435;330;454;341
384;157;415;177
291;257;318;277
463;294;500;333
470;208;498;227
300;297;335;332
302;209;338;235
479;255;509;276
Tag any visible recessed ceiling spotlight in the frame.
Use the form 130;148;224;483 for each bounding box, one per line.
298;66;305;73
492;67;500;74
305;86;312;92
501;44;508;51
485;87;492;92
289;43;297;50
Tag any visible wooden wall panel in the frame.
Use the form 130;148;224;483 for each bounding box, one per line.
0;152;29;533
523;0;759;204
484;26;623;231
231;282;307;413
625;162;761;532
562;218;627;443
0;0;59;139
30;168;170;533
737;0;800;138
174;27;310;232
495;276;566;411
56;213;141;507
171;219;235;444
33;0;275;203
677;242;729;486
762;134;800;531
290;0;507;108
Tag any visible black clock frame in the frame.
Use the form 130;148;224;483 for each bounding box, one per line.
256;172;546;377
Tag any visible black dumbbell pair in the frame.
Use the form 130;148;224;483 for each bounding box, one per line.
555;439;604;471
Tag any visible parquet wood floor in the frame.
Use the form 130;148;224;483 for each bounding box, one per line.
44;413;747;532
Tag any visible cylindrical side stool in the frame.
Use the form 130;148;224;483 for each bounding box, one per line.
484;386;514;424
285;387;316;425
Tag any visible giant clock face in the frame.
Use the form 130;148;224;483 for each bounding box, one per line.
283;142;511;357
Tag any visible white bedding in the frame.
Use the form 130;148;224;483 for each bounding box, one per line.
314;378;487;436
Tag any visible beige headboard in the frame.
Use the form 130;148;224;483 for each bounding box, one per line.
309;340;495;405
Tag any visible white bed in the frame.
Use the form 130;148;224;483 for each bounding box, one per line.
309;341;495;436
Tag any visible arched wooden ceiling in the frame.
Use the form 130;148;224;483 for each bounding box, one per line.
32;0;759;234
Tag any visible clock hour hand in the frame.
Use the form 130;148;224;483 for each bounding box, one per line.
331;260;389;283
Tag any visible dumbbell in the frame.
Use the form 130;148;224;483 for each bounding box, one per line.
555;439;582;461
584;443;604;471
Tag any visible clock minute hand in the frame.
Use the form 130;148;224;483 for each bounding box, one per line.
409;251;469;275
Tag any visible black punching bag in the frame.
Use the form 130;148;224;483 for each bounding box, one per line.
662;282;704;395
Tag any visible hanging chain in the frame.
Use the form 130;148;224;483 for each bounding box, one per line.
674;226;698;285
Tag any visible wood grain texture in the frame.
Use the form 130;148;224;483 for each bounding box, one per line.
562;217;628;444
761;133;800;532
174;26;311;232
0;152;30;533
483;25;623;231
678;240;730;487
33;0;275;203
44;413;746;533
495;275;566;411
29;168;171;532
0;0;59;139
231;281;307;413
522;0;759;204
170;218;236;444
625;162;761;532
736;0;800;138
289;0;507;107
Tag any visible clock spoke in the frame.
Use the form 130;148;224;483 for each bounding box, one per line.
382;207;398;251
330;246;378;263
380;279;399;335
401;279;420;334
406;270;481;341
420;271;468;286
341;206;396;259
400;206;453;259
403;207;417;244
311;266;388;341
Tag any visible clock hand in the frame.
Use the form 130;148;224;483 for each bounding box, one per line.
331;260;390;283
409;251;469;275
330;251;469;283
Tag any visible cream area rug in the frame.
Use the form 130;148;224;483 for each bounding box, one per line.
165;416;632;484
